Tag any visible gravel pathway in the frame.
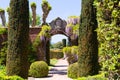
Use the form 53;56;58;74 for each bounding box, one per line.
28;59;72;80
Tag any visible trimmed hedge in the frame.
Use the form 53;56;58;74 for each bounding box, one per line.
29;61;49;78
50;49;63;59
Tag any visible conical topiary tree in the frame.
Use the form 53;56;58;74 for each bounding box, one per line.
6;0;29;78
0;8;6;27
78;0;99;77
62;39;66;47
41;0;52;25
31;2;36;27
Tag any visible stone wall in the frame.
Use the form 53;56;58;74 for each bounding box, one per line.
29;27;41;42
0;27;41;50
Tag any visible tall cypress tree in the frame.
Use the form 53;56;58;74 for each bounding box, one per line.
62;39;66;47
78;0;98;77
6;0;29;78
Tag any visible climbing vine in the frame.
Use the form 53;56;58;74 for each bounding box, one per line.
66;16;79;40
33;25;51;50
94;0;120;79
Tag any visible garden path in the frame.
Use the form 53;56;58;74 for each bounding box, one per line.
28;59;72;80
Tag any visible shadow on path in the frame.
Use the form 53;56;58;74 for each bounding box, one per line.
28;59;72;80
48;59;68;76
49;68;67;75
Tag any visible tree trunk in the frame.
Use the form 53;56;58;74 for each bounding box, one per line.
0;11;6;27
71;38;78;46
46;40;50;65
6;0;29;78
78;0;98;77
31;7;36;27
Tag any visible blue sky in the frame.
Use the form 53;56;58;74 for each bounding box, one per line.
0;0;81;43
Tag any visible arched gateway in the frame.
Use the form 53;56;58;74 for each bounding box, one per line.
36;17;78;65
49;17;78;46
0;17;78;65
49;17;67;36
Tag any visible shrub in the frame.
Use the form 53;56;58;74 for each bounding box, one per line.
0;41;37;65
28;43;37;64
0;66;24;80
71;46;78;55
63;47;71;54
0;65;6;76
63;46;78;64
0;41;7;65
67;54;77;64
75;73;107;80
63;47;72;59
0;75;24;80
68;46;78;64
0;28;7;34
67;62;79;79
29;61;49;78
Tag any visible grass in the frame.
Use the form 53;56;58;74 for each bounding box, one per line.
49;58;58;69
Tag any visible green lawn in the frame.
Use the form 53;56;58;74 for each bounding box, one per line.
49;58;58;69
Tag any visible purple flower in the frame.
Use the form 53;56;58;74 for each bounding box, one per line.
65;26;73;36
67;17;80;25
40;36;45;41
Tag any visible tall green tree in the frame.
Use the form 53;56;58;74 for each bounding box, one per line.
6;0;29;78
62;39;66;47
78;0;98;77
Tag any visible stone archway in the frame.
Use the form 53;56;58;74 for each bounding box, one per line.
36;17;78;65
45;17;78;65
45;17;68;65
49;17;78;46
49;17;74;46
49;17;67;36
